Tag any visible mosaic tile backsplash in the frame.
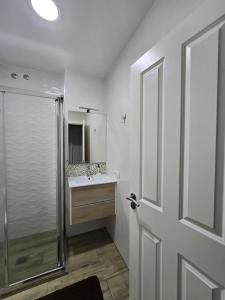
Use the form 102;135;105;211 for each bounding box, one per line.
65;161;106;177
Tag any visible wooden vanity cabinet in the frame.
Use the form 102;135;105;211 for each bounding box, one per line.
70;183;115;225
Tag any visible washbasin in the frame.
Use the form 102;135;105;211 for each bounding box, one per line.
68;174;117;188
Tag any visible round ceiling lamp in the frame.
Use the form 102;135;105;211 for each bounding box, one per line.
30;0;59;21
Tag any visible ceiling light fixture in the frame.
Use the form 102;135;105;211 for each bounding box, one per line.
30;0;59;21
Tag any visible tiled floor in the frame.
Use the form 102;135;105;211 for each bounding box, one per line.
8;231;58;284
3;228;129;300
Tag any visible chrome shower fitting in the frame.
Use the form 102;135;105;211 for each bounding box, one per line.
23;74;30;80
11;73;18;79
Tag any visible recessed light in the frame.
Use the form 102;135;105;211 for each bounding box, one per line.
30;0;59;21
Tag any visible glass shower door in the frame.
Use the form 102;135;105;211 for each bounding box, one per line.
0;91;64;286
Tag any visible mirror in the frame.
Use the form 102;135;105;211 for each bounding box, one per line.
68;111;107;164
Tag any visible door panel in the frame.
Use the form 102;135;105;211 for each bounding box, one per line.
179;258;224;300
141;230;161;300
130;1;225;300
141;61;164;207
180;19;225;235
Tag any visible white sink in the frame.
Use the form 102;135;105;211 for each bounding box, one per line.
68;174;117;188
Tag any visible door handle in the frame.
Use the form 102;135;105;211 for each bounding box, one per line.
126;193;140;210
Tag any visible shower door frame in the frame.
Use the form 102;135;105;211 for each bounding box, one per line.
0;87;66;296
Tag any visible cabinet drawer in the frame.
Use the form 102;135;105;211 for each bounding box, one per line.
71;200;115;225
71;183;115;207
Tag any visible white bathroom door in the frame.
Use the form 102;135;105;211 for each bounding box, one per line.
129;1;225;299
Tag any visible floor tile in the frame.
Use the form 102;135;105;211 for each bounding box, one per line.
3;228;129;300
107;270;129;300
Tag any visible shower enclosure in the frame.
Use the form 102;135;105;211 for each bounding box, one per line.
0;90;65;294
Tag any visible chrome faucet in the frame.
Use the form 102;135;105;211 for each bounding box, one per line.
86;165;91;179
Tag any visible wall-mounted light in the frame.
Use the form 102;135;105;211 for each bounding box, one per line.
30;0;59;21
79;106;99;113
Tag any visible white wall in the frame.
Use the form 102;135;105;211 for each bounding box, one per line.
64;70;105;115
105;0;206;265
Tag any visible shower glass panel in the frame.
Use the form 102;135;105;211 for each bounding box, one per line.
0;91;64;287
0;98;4;289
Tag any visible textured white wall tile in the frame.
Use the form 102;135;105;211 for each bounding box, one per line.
0;64;64;96
4;93;57;240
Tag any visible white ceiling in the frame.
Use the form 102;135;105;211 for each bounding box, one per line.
0;0;154;77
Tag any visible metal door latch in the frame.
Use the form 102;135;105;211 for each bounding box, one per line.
126;193;140;210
